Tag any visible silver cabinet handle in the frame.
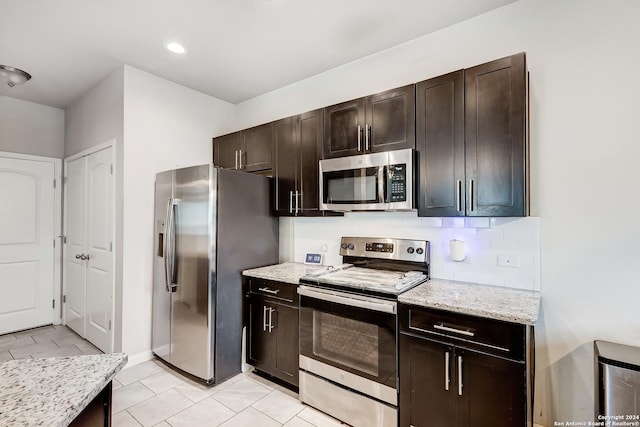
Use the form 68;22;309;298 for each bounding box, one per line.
239;150;243;169
295;191;300;214
445;351;450;391
235;150;239;170
289;191;293;214
365;124;370;151
469;179;474;211
458;355;463;396
258;287;280;295
263;306;268;332
456;180;462;212
357;125;362;151
268;307;275;332
434;323;475;337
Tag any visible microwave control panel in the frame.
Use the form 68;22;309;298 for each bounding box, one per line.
388;164;407;202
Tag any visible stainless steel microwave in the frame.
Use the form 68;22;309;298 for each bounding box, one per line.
319;148;413;211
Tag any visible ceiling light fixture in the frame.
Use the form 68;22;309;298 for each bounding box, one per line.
0;65;32;88
166;42;188;55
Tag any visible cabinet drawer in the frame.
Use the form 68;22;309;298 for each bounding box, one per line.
399;304;525;361
248;278;297;304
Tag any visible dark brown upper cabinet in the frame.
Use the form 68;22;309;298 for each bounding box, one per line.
416;70;466;217
323;84;415;158
213;122;272;173
273;109;324;216
417;53;528;217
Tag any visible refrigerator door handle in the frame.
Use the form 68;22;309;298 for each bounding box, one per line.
167;198;178;292
163;198;173;292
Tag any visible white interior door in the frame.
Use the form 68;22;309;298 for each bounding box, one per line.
84;148;113;352
0;156;55;334
63;144;114;353
63;156;86;335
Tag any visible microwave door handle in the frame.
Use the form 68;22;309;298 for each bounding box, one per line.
378;166;386;204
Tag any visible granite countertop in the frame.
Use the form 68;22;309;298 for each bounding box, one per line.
242;262;331;285
399;279;541;325
0;353;128;427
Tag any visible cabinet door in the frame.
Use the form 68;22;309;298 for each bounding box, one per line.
416;70;465;217
465;53;527;217
246;295;270;372
367;84;415;153
455;348;525;427
273;116;297;215
271;303;299;386
243;123;272;172
213;132;242;170
323;98;365;158
400;334;456;427
298;109;323;213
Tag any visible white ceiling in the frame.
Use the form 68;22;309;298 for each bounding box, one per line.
0;0;516;109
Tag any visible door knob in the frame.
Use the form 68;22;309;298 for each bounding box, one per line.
75;253;89;260
75;254;82;259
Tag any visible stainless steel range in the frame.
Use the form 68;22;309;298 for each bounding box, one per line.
298;237;430;427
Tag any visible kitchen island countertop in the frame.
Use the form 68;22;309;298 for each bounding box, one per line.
0;352;127;426
242;261;328;285
399;278;541;325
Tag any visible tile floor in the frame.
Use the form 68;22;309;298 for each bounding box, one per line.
1;325;348;426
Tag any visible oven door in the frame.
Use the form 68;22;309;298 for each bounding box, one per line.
298;285;397;404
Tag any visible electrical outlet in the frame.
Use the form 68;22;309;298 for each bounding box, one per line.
497;255;520;268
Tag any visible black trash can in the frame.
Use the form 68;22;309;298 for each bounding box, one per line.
594;340;640;417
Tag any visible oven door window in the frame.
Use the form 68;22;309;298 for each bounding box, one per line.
322;167;385;205
299;296;396;388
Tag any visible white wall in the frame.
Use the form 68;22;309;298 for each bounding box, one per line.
237;0;640;424
64;69;124;158
0;96;64;158
121;65;235;359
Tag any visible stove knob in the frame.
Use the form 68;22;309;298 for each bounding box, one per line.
341;243;348;249
416;247;424;255
347;243;355;250
406;247;415;254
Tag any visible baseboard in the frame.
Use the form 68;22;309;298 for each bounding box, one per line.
122;350;154;368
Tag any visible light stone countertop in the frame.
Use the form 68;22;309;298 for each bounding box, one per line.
0;353;128;427
398;278;541;325
242;262;331;285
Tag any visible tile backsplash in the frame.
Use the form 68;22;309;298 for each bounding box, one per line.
282;212;540;291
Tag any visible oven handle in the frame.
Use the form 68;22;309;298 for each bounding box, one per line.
298;285;396;314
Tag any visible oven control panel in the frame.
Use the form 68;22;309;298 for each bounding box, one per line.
365;242;394;253
340;237;429;263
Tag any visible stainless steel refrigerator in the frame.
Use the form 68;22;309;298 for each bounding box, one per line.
152;164;278;384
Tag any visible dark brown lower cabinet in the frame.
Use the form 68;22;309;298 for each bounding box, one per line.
69;382;112;427
245;278;299;388
399;304;532;427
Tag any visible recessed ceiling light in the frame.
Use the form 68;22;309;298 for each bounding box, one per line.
166;42;188;55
